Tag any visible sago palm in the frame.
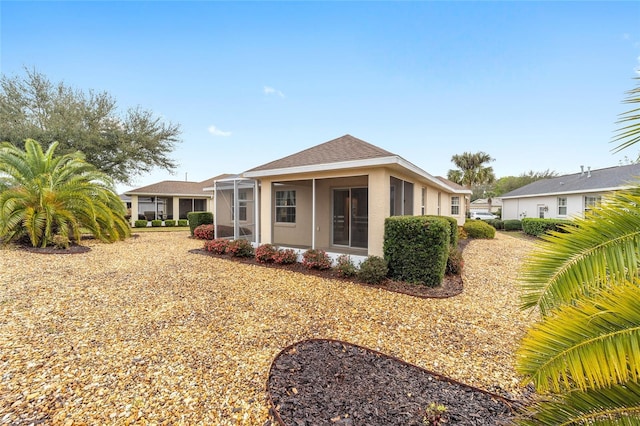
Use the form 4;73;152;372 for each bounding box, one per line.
0;138;130;247
515;77;640;424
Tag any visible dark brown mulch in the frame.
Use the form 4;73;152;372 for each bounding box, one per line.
190;249;463;299
20;244;91;254
267;339;518;426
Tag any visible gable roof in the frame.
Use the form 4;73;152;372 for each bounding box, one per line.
243;134;471;194
501;163;640;199
245;134;394;173
125;173;232;197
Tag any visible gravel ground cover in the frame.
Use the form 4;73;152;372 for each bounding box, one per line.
0;231;535;425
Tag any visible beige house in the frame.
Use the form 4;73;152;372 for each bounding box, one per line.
213;135;471;257
125;174;230;225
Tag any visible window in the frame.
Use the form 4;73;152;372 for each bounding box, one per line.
558;197;567;216
275;190;296;223
232;190;247;221
451;196;460;215
584;195;601;212
421;187;426;215
389;177;413;216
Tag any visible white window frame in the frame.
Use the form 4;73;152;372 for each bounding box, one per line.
451;196;460;215
275;190;296;223
558;197;567;216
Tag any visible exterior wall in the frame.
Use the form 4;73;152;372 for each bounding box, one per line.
502;192;606;220
255;167;467;256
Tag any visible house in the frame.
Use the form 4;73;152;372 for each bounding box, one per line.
501;163;640;220
470;197;502;214
125;174;231;225
211;135;471;257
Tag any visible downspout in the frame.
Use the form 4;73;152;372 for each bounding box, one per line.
213;180;218;240
233;179;239;240
254;179;260;244
312;178;316;249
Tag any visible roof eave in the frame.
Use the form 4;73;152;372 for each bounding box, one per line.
501;185;626;199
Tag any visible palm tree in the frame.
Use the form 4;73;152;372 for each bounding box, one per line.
515;78;640;423
0;139;130;247
447;151;496;188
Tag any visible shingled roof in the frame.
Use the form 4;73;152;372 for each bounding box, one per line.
244;134;395;173
502;163;640;198
125;174;232;196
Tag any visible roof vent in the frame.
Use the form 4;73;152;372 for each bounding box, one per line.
580;165;584;177
587;166;591;178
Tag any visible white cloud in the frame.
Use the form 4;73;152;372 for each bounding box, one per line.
208;125;231;137
264;85;285;98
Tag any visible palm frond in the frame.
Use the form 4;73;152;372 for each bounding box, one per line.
520;188;640;315
516;380;640;426
517;281;640;393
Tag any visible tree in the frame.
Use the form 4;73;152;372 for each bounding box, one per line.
491;169;558;196
0;68;181;184
0;139;130;248
515;77;640;424
447;151;496;189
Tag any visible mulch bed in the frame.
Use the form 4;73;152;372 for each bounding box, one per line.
267;339;518;426
190;248;464;299
20;244;92;254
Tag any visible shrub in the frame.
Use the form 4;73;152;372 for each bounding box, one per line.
52;234;70;250
503;219;522;231
273;248;298;264
521;217;575;237
384;216;450;287
358;256;388;284
255;243;278;263
177;219;189;227
335;254;357;278
463;220;496;239
204;238;229;255
151;219;162;227
227;239;254;258
194;224;215;240
446;247;464;275
424;215;458;247
134;220;148;228
458;225;468;240
187;211;213;236
302;249;332;270
164;219;176;227
485;219;504;230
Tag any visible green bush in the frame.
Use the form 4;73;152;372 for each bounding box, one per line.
358;256;388;284
134;220;148;228
463;220;496;239
521;217;574;237
503;219;522;231
227;239;254;258
187;211;213;236
335;254;357;278
164;219;176;227
178;219;189;227
446;247;464;275
383;216;450;287
424;215;458;247
485;219;504;230
151;220;162;227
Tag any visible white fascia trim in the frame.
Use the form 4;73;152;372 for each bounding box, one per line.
501;186;625;199
242;156;471;194
125;192;209;198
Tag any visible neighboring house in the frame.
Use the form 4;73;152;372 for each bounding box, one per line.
470;197;502;214
501;163;640;220
211;135;471;257
125;174;231;225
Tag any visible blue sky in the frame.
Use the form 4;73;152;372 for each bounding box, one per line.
2;1;639;194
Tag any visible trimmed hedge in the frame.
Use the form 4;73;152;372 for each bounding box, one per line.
187;211;213;236
164;219;176;227
178;219;189;227
134;220;148;228
424;215;458;247
485;219;504;230
521;218;574;237
151;220;162;227
503;219;522;231
463;220;496;239
383;216;450;287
